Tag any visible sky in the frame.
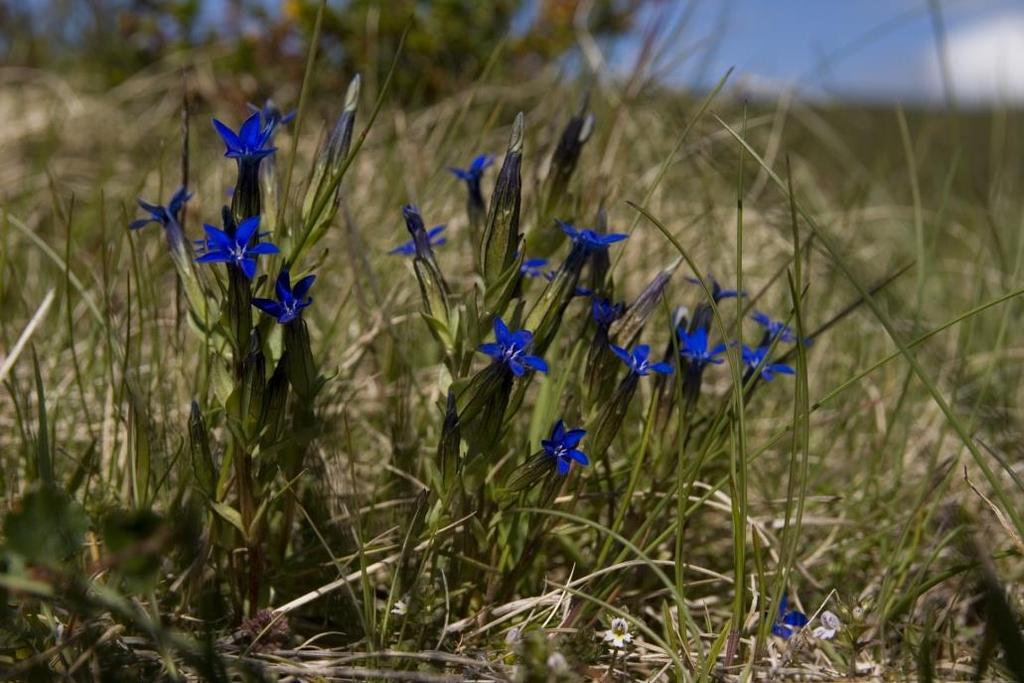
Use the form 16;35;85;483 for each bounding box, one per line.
617;0;1024;105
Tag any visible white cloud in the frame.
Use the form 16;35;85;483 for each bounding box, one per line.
925;11;1024;104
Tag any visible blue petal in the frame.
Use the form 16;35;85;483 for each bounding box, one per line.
292;274;316;300
650;362;674;375
196;250;231;264
509;360;526;377
212;119;242;154
129;218;154;231
569;449;589;466
239;112;262;147
202;224;232;249
601;233;629;243
493;317;511;345
240;258;257;279
562;428;586;448
236;216;261;245
556;459;571;475
427;225;446;239
550;420;566;442
522;355;548;374
248;242;280;255
252;298;285;319
556;220;576;237
276;270;292;301
783;610;808;628
610;344;632;367
478;342;502;359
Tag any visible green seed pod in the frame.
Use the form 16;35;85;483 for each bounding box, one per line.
437;390;462;497
188;401;217;499
457;362;514;454
231;159;262;226
586;372;639;462
283;318;319;400
296;74;361;262
241;330;266;429
402;205;453;348
480;113;524;288
609;256;681;349
529;94;595;257
523;242;588;355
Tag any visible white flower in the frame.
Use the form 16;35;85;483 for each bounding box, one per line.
603;617;633;649
390;599;408;616
812;610;842;640
547;652;568;673
505;627;521;646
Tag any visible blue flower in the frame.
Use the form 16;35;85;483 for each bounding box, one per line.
521;257;553;279
751;311;800;344
771;596;808;640
686;274;744;302
212;112;277;162
247;100;296;131
252;269;315;324
610;344;674;376
556;220;628;251
678;327;728;368
390;225;446;256
194;215;280;279
130;187;191;231
449;154;493;186
591;297;624;327
741;345;795;382
478;317;548;377
542;420;589;475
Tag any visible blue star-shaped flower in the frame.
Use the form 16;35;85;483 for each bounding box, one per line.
449;154;493;187
521;257;554;280
591;297;624;327
610;343;674;376
556;220;628;251
252;269;315;324
212;112;277;162
194;215;280;279
678;327;728;368
130;187;191;231
478;317;549;377
542;420;589;475
751;311;800;344
771;596;808;640
247;100;296;131
390;225;446;256
741;345;795;382
686;273;744;302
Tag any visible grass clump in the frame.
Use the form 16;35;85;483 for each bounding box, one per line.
1;35;1024;683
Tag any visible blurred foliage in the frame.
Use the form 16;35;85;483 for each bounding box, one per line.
1;0;650;100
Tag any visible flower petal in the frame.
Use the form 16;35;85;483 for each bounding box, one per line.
562;428;586;448
212;119;242;154
235;216;261;244
522;355;548;374
248;242;280;255
292;274;316;300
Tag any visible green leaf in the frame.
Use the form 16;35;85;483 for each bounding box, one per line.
210;501;247;539
4;485;88;564
101;509;164;593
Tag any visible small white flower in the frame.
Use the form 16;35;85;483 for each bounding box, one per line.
547;652;568;673
505;627;521;646
603;617;633;649
811;610;842;640
390;599;408;616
